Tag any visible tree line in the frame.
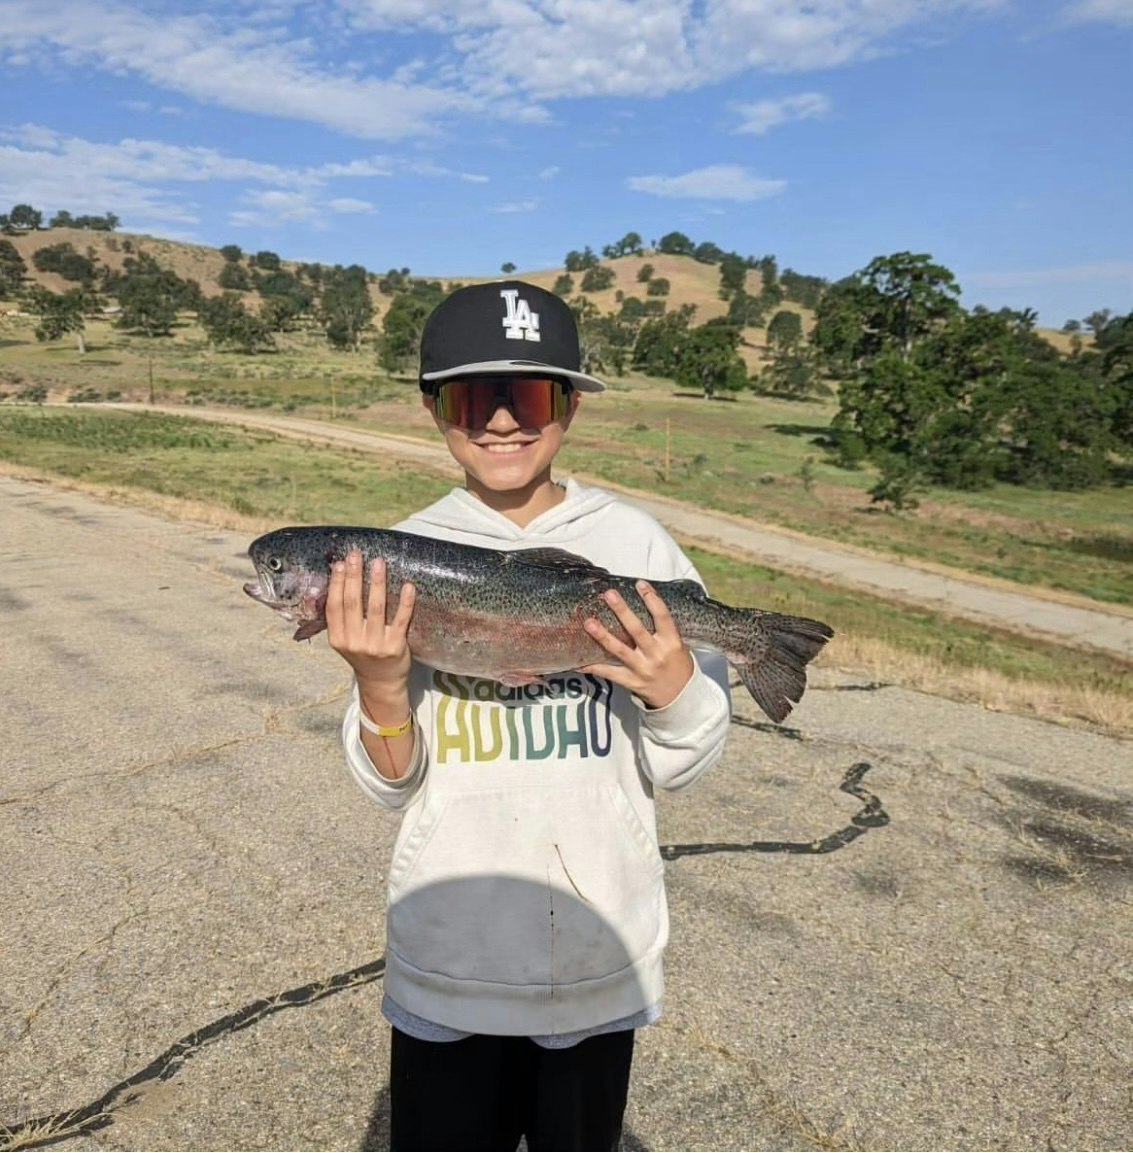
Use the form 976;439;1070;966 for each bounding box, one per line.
810;253;1132;500
0;203;119;233
5;221;1129;496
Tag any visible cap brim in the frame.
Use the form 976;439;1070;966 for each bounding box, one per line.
420;359;606;393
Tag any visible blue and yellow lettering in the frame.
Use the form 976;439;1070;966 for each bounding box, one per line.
522;706;556;759
435;693;473;763
471;704;504;761
555;702;589;759
504;704;521;759
586;674;614;755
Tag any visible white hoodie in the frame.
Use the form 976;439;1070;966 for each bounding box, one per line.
342;478;731;1038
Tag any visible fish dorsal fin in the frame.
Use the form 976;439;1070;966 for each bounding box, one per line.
509;546;613;583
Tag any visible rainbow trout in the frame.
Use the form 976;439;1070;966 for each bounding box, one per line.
245;526;834;723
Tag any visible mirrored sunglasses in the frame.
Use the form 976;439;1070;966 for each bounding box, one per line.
432;375;573;430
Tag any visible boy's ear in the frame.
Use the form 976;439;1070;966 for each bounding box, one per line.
562;389;581;428
422;391;445;432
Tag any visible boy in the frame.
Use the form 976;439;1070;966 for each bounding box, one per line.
326;281;731;1151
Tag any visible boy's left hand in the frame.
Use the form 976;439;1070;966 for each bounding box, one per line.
579;581;695;710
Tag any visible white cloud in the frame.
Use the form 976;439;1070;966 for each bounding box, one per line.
327;197;377;213
395;159;491;182
0;128;208;224
538;165;561;181
353;0;1009;101
1059;0;1133;24
626;164;786;202
0;0;462;140
0;0;1013;140
315;157;395;179
691;0;1006;76
0;124;297;200
231;189;323;226
490;199;539;213
0;125;495;231
448;1;697;100
733;92;831;135
230;188;377;227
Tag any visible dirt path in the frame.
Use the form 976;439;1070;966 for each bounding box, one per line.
108;403;1133;662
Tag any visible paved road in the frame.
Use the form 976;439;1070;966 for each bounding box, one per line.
109;403;1133;662
2;475;1130;1152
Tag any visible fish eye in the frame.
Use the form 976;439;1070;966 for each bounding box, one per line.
267;556;283;572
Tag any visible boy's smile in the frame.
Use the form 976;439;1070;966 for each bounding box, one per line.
477;439;536;454
425;390;579;525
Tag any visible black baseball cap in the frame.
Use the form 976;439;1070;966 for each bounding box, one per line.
419;280;606;393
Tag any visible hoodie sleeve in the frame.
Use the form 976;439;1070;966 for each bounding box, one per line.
633;648;731;792
341;682;428;811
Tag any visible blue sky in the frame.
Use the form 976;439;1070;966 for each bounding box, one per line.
1;0;1131;326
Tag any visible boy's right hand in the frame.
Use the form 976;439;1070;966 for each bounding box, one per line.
326;551;416;696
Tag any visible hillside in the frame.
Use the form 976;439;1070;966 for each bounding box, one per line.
442;252;795;370
0;226;1077;360
6;227;230;300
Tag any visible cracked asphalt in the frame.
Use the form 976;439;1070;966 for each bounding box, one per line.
2;473;1131;1152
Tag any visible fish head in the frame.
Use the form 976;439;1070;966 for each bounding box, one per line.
244;530;331;638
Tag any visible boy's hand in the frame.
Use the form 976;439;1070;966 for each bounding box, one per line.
579;581;694;710
326;551;416;695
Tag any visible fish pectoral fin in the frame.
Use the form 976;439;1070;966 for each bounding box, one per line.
496;670;548;688
292;618;328;641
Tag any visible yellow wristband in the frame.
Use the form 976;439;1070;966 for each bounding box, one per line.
358;710;414;739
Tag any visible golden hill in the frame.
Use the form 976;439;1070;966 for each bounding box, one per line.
2;227;1075;359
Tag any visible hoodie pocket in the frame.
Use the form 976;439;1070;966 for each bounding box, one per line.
388;795;449;899
386;783;666;989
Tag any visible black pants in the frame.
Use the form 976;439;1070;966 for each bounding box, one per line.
389;1026;635;1152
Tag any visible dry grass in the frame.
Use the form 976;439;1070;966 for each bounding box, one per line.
6;226;231;300
0;1112;112;1152
826;633;1133;738
0;459;281;537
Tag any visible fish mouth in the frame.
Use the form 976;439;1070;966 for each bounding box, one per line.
244;563;323;629
244;574;287;613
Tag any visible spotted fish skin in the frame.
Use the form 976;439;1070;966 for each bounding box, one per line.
244;526;834;723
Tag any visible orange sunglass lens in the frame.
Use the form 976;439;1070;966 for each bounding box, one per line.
435;377;568;428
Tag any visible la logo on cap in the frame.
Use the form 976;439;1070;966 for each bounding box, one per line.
500;288;540;342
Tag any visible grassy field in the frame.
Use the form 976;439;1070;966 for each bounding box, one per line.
0;406;454;525
0;405;1128;737
4;307;1127;607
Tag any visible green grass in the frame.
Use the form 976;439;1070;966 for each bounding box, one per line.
3;312;1131;607
689;549;1131;698
553;389;1133;606
0;406;1127;704
0;407;452;524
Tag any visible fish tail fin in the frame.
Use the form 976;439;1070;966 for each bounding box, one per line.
730;611;834;723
